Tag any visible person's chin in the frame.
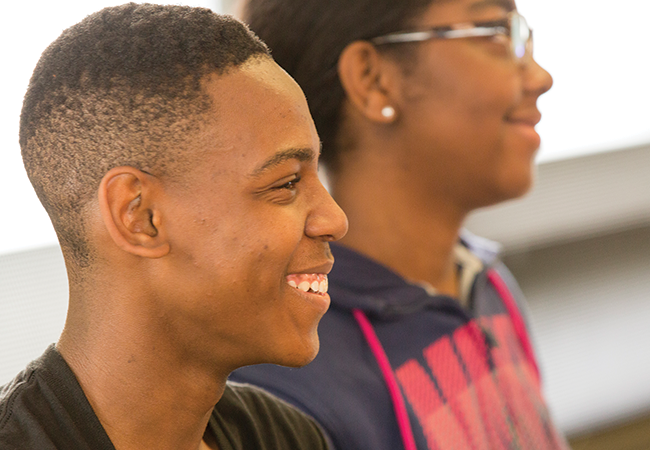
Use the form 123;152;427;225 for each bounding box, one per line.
499;143;538;201
502;171;535;202
476;169;534;209
277;332;321;368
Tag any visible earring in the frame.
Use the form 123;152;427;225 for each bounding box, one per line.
381;105;396;120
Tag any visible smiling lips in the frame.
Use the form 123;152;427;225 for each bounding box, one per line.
505;111;541;127
286;274;329;295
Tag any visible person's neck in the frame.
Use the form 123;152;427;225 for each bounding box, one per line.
331;159;468;298
57;290;226;450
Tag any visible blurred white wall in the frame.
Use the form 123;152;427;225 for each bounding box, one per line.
0;247;68;385
503;226;650;435
517;0;650;163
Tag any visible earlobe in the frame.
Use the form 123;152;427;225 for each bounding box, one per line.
338;41;399;124
98;167;170;258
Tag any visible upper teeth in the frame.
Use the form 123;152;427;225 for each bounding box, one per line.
287;276;328;294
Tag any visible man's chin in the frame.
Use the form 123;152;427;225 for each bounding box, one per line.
274;335;320;369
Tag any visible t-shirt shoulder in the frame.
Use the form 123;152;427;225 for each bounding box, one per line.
0;356;43;428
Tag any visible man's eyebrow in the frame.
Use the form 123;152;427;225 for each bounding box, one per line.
250;148;317;177
468;0;514;12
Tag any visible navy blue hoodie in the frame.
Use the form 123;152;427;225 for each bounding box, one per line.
232;235;568;450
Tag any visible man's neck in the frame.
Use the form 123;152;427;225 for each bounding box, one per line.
57;302;228;450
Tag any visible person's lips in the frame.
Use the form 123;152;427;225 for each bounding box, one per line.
505;110;543;148
505;111;541;127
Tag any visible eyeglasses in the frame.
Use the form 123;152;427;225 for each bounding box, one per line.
369;11;533;64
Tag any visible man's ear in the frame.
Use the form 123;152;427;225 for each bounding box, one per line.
338;41;400;124
98;166;170;258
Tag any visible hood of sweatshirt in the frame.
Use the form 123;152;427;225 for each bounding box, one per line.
328;230;502;321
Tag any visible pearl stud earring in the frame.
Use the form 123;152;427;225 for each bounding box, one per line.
381;105;395;119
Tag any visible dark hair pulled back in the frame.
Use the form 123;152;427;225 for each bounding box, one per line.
240;0;434;170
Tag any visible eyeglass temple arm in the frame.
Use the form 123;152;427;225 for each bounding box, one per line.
370;25;509;45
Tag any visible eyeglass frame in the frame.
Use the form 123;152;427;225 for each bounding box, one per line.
369;11;533;64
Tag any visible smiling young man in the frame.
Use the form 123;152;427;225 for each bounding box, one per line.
0;3;347;449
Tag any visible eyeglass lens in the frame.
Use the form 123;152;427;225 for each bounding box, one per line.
511;14;531;60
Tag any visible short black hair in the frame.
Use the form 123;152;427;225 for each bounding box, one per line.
20;3;269;267
240;0;434;171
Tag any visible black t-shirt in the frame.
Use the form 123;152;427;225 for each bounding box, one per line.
0;346;329;449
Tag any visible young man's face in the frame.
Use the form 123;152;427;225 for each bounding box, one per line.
155;57;348;370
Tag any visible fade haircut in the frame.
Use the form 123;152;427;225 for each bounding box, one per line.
20;3;269;268
240;0;434;172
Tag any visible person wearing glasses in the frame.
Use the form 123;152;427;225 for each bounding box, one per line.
231;0;567;449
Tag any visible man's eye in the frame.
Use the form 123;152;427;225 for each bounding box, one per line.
277;175;301;190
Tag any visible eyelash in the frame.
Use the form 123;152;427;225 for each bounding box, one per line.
277;175;301;190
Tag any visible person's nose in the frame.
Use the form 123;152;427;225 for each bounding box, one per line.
305;182;348;242
523;57;553;98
